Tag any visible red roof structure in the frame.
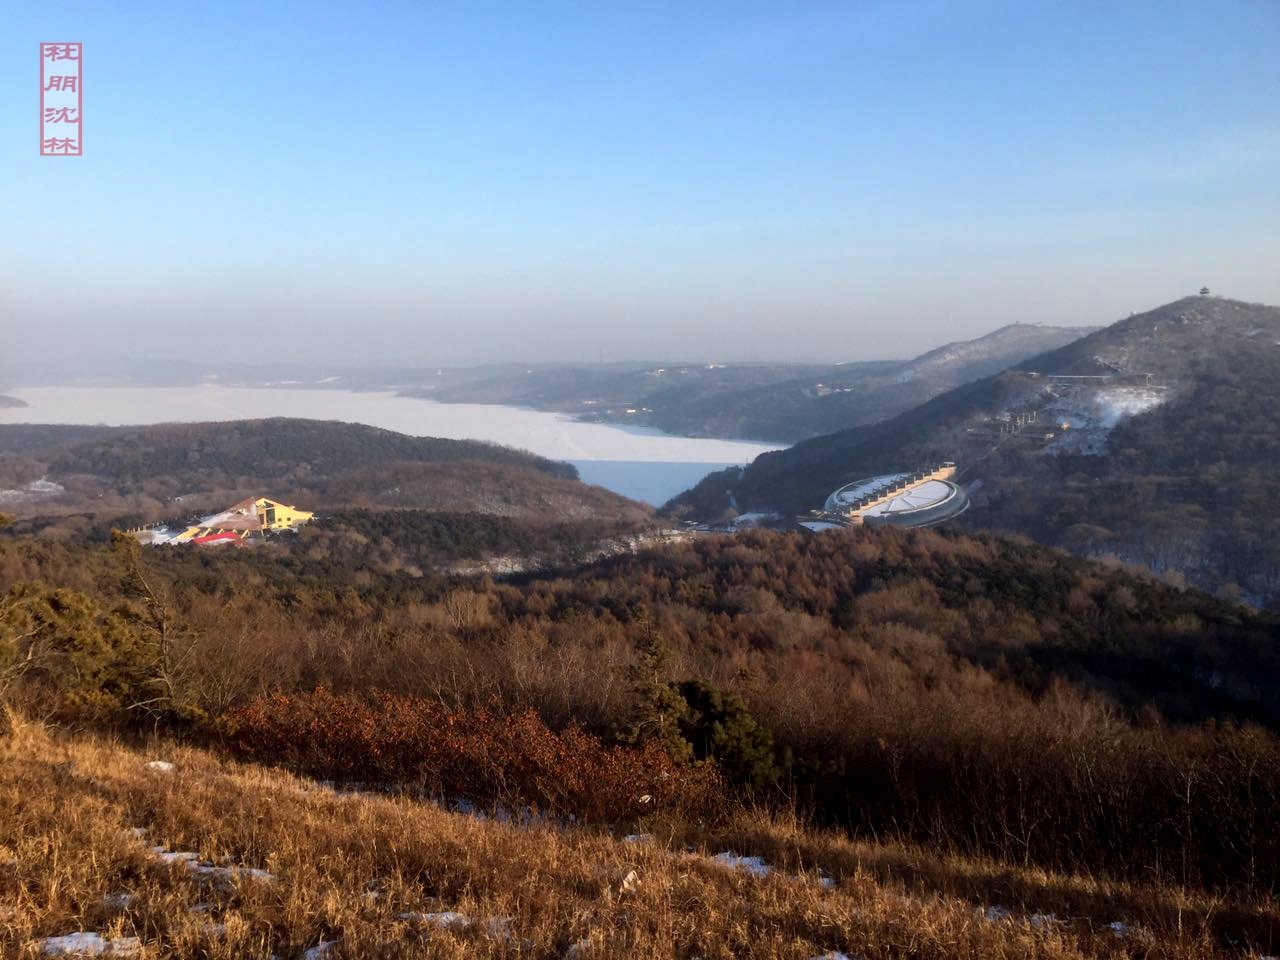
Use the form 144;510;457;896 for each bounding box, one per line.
190;531;244;546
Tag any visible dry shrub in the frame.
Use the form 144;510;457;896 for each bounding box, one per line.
14;722;1228;960
797;682;1280;890
221;687;723;823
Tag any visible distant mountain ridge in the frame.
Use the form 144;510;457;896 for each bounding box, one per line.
416;322;1092;442
669;295;1280;603
904;323;1087;377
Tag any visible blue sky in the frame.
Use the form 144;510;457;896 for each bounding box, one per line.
3;1;1278;368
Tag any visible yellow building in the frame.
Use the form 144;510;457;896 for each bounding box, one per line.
169;496;313;545
252;497;314;531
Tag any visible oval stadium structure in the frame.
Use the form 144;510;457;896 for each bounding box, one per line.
807;462;969;530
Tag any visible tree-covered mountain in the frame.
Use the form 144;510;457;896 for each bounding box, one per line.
411;323;1090;442
669;296;1280;603
0;418;653;532
37;418;577;483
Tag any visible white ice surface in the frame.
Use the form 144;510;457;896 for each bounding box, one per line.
0;386;782;505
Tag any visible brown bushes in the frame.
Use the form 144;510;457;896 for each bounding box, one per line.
222;687;724;823
23;723;1265;960
795;683;1280;890
10;523;1280;895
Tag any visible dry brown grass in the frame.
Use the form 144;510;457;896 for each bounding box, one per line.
0;719;1274;959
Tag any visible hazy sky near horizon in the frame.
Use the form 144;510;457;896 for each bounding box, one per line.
3;1;1278;371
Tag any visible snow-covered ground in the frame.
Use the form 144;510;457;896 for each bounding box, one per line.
0;386;784;505
38;932;141;956
709;852;772;877
729;511;782;529
1094;386;1166;427
36;776;1153;960
0;478;65;505
1044;385;1168;455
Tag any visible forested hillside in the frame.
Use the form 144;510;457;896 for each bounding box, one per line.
5;519;1279;898
0;419;652;534
0;423;114;454
670;296;1280;603
17;418;576;484
982;345;1280;601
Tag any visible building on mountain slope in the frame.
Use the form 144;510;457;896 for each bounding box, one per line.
130;497;313;546
799;462;968;531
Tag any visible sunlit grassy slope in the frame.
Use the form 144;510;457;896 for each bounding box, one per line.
3;721;1277;959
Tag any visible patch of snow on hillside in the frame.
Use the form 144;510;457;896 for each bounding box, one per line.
800;520;845;532
39;933;141;956
398;911;471;929
396;911;515;940
730;512;779;529
148;843;274;884
710;852;771;877
25;479;64;496
151;847;200;865
0;478;65;505
1043;385;1168;456
190;862;275;883
1095;387;1165;427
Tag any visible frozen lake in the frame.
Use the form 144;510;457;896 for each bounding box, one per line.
0;386;782;505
